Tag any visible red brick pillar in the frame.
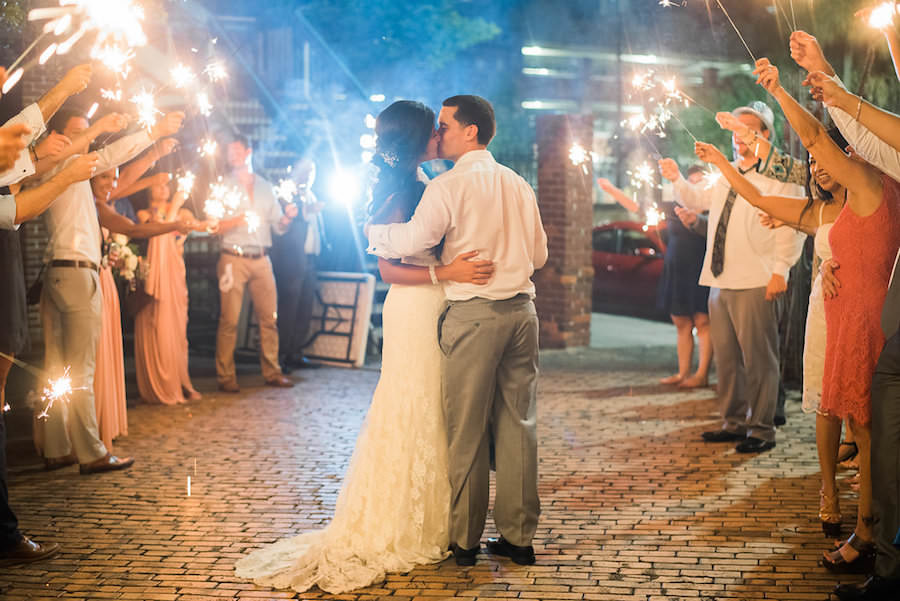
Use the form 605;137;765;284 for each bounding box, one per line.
534;114;594;349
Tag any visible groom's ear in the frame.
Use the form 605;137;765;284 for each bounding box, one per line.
464;123;479;143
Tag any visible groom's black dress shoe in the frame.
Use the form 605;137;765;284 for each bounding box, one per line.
701;429;744;443
833;575;900;600
486;537;535;565
450;543;479;566
735;437;775;454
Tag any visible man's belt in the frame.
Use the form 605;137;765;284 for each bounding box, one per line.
222;247;268;259
48;259;99;272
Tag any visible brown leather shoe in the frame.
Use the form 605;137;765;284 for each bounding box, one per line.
0;535;60;566
265;376;294;388
217;381;240;393
79;453;134;475
43;454;77;471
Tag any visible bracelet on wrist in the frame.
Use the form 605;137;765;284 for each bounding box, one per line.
854;95;863;121
428;265;439;285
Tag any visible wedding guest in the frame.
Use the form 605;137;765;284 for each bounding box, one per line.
214;135;298;392
695;127;851;539
272;158;325;372
755;57;900;573
597;171;712;388
659;101;806;454
133;177;204;404
39;110;187;475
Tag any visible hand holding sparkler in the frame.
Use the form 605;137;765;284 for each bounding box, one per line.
150;137;179;161
0;123;31;171
150;111;185;140
61;152;100;183
694;141;728;166
674;206;699;228
60;63;92;95
34;131;71;160
803;71;854;109
95;111;129;134
657;158;682;182
753;58;783;96
789;31;833;75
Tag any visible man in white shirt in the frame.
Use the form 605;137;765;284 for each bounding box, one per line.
790;30;900;601
39;110;187;476
367;95;548;566
213;136;298;392
660;102;805;454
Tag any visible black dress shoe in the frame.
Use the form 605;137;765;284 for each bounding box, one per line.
701;430;744;443
450;543;479;566
0;535;60;566
485;537;535;565
292;356;320;369
774;415;786;426
833;575;899;600
735;437;776;453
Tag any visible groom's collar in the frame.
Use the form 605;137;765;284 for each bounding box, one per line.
453;148;493;167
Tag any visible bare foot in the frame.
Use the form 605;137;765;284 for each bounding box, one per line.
660;374;684;385
187;390;202;402
678;374;708;389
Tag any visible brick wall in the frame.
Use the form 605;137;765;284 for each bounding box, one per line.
534;114;594;349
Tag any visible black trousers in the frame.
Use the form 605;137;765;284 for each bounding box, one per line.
276;254;318;359
1;412;21;550
872;330;900;579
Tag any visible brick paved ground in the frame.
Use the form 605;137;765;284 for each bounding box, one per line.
1;346;865;601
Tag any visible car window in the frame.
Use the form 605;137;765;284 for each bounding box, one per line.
621;229;660;256
592;229;618;253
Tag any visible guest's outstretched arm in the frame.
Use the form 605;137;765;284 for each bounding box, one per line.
596;178;639;213
693;141;819;235
755;59;882;216
97;198;189;238
13;154;99;224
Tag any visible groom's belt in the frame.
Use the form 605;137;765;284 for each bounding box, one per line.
221;246;268;259
48;259;99;272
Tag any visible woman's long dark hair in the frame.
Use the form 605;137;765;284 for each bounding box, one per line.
799;127;849;224
368;100;435;225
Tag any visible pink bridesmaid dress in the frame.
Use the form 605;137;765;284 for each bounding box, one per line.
134;231;199;404
94;240;128;449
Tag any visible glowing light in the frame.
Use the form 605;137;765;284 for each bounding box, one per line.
187;476;191;497
37;367;83;419
364;114;376;129
643;205;666;231
273;179;298;204
101;88;122;101
204;199;225;220
39;43;59;65
658;0;685;6
130;89;160;130
177;171;196;197
245;210;261;233
628;161;661;191
369;93;386;102
204;61;227;82
2;68;24;94
196;92;213;117
170;63;196;88
91;44;134;78
569;143;589;166
869;2;898;28
359;133;377;149
702;169;722;190
361;150;374;163
328;170;361;207
86;102;99;119
199;139;217;157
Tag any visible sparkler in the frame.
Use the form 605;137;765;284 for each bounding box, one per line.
204;199;225;221
101;88;122;102
177;171;196;197
37;367;86;420
713;0;757;62
170;63;196;88
868;2;898;29
86;102;99;119
130;89;160;130
1;68;24;95
628;161;662;191
199;139;218;157
204;61;228;83
196;92;213;117
273;179;299;204
701;169;722;190
245;210;261;233
91;44;134;78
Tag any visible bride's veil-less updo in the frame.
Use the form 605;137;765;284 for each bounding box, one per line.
368;100;435;225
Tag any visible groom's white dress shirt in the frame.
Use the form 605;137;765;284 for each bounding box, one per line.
367;149;548;301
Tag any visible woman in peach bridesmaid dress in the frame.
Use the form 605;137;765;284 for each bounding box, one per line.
134;178;203;405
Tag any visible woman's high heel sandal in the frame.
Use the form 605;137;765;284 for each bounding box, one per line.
818;489;841;538
821;532;876;574
836;440;859;465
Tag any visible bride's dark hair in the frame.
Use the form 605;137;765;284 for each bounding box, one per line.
368;100;435;225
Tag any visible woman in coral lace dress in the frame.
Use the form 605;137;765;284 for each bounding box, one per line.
754;58;900;573
134;178;203;405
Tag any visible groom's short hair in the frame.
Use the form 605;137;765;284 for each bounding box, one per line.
443;95;495;145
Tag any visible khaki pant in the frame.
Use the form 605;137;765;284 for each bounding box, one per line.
39;266;108;463
439;295;541;549
215;254;282;384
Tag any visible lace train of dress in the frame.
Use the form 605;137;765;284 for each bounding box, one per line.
235;283;450;594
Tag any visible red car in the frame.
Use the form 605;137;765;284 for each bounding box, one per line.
592;221;669;319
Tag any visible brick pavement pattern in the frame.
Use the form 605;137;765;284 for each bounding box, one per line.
1;350;865;600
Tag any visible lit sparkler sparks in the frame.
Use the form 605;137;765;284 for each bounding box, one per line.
701;169;722;190
196;92;213;117
868;2;898;29
177;171;196;197
643;205;666;231
130;89;160;130
569;143;588;166
204;199;225;220
37;367;85;419
91;44;134;78
658;0;686;6
273;179;299;204
101;88;122;101
199;139;218;157
245;210;261;233
170;63;196;88
628;161;662;191
204;61;228;82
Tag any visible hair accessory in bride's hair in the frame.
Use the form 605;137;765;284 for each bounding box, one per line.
379;151;398;167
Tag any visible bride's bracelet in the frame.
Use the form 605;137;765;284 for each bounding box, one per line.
428;265;438;285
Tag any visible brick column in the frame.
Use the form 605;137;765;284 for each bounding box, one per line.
534;114;594;349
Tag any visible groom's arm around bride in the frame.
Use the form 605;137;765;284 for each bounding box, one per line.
367;95;548;566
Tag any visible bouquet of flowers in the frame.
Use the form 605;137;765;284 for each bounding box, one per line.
103;233;149;291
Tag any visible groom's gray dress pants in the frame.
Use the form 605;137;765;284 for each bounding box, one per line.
438;294;540;550
872;330;900;580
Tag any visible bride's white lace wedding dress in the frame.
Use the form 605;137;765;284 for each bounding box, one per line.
235;276;450;594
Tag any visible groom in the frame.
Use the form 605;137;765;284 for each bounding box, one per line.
367;95;548;566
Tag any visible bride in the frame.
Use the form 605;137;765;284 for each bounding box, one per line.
234;100;495;594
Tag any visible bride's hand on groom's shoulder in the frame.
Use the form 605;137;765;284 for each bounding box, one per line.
439;250;495;285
